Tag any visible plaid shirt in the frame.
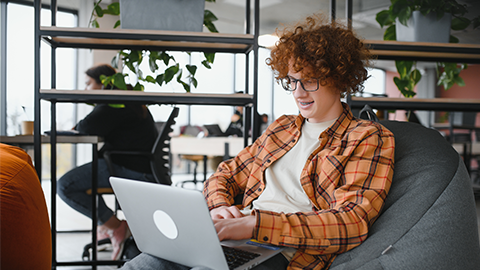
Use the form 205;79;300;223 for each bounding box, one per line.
203;103;395;269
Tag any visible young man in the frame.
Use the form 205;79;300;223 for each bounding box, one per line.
121;13;395;270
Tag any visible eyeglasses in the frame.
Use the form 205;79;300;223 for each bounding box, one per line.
280;77;320;92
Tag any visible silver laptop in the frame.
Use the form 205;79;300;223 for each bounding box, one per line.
110;177;285;270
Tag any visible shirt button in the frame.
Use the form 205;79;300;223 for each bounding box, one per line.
291;139;296;143
257;188;262;192
263;236;269;241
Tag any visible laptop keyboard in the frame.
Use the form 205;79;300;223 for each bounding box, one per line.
222;245;261;270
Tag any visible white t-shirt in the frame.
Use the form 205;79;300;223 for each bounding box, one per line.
250;118;336;260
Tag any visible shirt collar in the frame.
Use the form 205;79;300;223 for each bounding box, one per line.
291;102;354;139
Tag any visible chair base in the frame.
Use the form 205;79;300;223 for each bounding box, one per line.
176;155;208;188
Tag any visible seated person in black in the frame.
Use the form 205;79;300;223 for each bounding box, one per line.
57;64;158;260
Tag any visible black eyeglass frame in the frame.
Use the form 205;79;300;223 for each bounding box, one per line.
280;77;320;92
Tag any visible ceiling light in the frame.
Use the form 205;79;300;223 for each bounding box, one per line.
258;34;279;49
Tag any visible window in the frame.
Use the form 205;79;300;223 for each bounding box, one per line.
5;2;78;178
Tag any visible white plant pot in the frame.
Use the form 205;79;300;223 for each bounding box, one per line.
396;10;452;43
120;0;205;32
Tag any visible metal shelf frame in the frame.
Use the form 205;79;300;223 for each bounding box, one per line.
33;1;260;269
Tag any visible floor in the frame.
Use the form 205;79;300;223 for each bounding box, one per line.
44;173;480;270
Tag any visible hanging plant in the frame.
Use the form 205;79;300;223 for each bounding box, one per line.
89;0;218;92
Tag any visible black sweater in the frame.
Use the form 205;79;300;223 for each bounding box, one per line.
75;104;157;174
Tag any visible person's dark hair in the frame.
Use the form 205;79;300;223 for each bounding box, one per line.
266;13;373;95
85;64;117;86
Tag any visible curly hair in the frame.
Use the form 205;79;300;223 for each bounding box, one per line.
266;14;373;95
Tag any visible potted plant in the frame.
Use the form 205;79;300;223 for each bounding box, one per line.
375;0;480;97
89;0;218;92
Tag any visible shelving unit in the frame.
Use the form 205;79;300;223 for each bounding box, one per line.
348;40;480;112
33;1;260;269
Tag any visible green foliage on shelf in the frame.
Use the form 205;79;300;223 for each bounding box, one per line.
89;0;218;92
375;0;480;97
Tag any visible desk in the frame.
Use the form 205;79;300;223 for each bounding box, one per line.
0;134;100;144
0;135;105;268
170;136;247;158
170;137;247;184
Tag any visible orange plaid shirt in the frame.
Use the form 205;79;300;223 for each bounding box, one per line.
203;103;395;269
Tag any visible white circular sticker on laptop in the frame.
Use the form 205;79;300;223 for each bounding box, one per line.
153;210;178;239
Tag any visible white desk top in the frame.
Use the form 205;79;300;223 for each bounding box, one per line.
170;136;248;156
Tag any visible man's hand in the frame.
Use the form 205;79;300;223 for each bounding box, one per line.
210;206;255;241
213;215;256;241
210;205;244;219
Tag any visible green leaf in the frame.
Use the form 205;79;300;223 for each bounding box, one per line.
106;2;120;15
160;52;174;66
204;10;219;33
394;76;408;90
99;74;113;89
191;77;198;88
94;5;104;17
411;69;422;85
451;17;470;31
92;19;100;28
449;35;459;43
164;64;179;83
376;10;393;28
113;20;121;29
111;73;127;90
204;52;215;63
156;74;165;86
454;76;465;87
384;25;396;41
394;75;416;98
149;53;159;73
204;10;218;22
145;75;156;83
132;82;144;91
186;64;197;76
397;6;412;26
395;60;413;79
201;60;212;69
204;21;218;33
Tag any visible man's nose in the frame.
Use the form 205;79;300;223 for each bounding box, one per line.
293;84;308;97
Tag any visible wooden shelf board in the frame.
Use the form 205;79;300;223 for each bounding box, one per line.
39;89;254;106
40;26;254;52
364;40;480;63
349;97;480;112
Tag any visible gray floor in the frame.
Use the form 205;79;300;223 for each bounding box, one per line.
44;174;480;270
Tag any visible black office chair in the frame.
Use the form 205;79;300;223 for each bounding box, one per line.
103;107;179;186
82;107;179;260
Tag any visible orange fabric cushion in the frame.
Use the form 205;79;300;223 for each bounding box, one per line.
0;143;51;270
